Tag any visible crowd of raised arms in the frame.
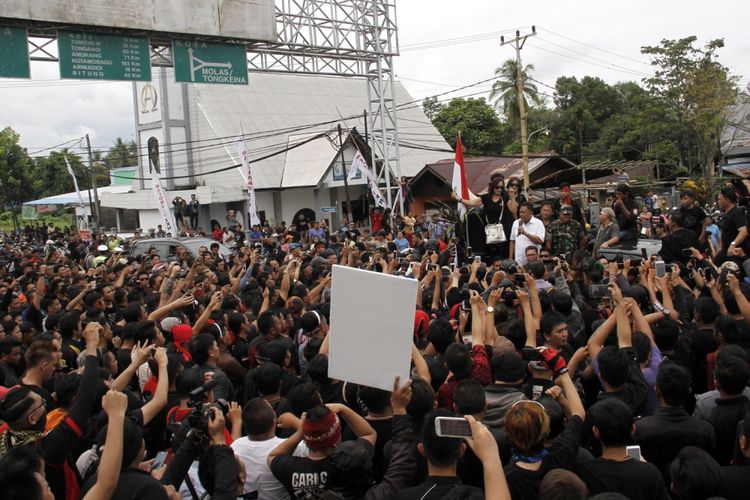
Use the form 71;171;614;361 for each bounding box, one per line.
3;174;750;500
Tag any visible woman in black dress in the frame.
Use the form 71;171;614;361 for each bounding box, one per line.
458;172;515;263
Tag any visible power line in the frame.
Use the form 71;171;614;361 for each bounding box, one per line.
27;136;83;156
534;36;651;77
526;42;647;78
400;28;524;52
110;133;329;181
539;27;653;68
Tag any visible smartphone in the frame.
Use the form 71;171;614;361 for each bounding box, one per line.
435;416;472;438
426;263;437;272
589;284;610;298
681;248;692;258
461;299;471;311
514;273;525;286
616;253;623;264
626;445;641;461
474;256;481;263
152;451;168;471
641;248;648;260
449;263;456;272
654;260;666;279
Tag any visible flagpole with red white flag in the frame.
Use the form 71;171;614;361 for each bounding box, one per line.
451;133;477;262
451;133;475;220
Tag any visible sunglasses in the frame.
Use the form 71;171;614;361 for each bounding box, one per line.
494;184;505;189
508;184;519;188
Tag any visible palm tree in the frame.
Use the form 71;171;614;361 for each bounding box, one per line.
105;137;138;169
489;59;542;127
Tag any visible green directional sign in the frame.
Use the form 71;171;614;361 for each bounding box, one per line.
172;39;248;85
58;31;151;81
0;26;30;78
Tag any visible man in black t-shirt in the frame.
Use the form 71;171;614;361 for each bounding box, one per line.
717;186;749;265
269;403;377;499
678;189;707;242
612;184;639;246
576;399;670;500
395;409;480;500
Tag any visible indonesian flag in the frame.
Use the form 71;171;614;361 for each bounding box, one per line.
451;134;475;220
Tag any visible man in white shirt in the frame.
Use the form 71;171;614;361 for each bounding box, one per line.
231;398;301;500
509;202;546;266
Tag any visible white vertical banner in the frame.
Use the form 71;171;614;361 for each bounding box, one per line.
63;155;86;212
350;150;387;208
237;136;261;227
151;169;177;235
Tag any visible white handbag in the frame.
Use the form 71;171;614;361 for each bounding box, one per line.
485;223;507;244
484;202;506;245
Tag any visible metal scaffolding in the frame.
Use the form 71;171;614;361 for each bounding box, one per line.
19;0;403;210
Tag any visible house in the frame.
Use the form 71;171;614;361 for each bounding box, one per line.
409;153;579;214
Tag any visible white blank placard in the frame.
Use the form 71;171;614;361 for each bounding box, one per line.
328;265;417;392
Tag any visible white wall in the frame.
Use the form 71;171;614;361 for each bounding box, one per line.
280;188;316;224
138;209;163;232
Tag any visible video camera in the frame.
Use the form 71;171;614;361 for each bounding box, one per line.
186;378;230;434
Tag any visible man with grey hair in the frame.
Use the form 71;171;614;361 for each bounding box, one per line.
593;207;620;255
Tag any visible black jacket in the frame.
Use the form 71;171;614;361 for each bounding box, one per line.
634;406;716;479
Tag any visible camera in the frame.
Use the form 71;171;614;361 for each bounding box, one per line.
186;380;230;434
681;248;693;258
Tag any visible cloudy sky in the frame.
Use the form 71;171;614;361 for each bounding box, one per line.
2;0;748;155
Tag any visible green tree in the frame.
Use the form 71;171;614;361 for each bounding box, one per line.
501;105;556;154
549;76;624;162
422;96;444;121
431;97;512;156
489;59;542;128
34;150;90;198
104;137;138;169
0;127;39;229
641;37;737;181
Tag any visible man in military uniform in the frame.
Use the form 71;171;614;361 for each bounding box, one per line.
546;205;586;256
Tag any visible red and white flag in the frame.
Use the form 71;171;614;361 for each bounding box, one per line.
451;134;475;220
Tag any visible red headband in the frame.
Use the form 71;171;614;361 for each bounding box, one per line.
302;411;341;450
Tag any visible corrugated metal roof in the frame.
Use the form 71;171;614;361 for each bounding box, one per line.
422;156;551;194
25;185;132;206
280;134;339;188
187;73;450;189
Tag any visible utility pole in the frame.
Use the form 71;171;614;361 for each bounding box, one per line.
338;124;353;222
501;26;536;196
85;134;101;228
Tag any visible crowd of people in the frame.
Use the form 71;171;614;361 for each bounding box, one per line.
2;173;750;500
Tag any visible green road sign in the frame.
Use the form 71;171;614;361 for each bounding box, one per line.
172;39;248;85
0;26;30;78
58;31;151;81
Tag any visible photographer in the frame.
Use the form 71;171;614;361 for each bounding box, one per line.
659;211;700;265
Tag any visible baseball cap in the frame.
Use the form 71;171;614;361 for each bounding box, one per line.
97;245;108;252
289;243;302;250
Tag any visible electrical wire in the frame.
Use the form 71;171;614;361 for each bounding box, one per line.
27;136;84;155
539;27;653;68
526;42;647;78
534;36;651;77
109;132;329;181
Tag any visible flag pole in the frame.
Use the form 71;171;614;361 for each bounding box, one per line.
241;122;249;232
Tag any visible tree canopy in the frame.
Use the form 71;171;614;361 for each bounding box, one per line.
430;98;513;156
